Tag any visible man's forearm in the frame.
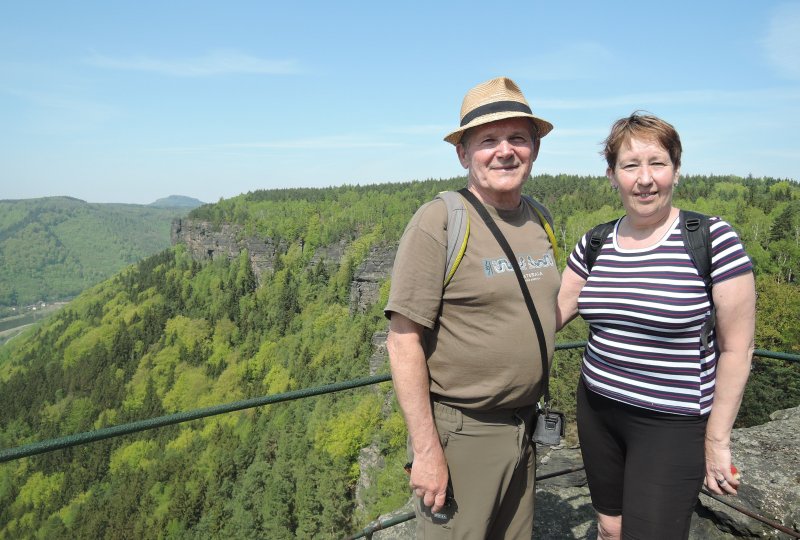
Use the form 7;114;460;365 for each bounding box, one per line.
387;327;440;455
387;315;449;511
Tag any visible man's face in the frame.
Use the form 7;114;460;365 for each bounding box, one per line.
457;117;539;204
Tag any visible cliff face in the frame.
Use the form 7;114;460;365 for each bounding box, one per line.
705;405;800;538
171;219;288;284
171;218;396;313
349;244;396;315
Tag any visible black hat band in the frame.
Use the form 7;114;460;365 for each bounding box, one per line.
460;100;532;127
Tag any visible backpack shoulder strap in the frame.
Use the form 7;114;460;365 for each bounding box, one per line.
436;191;561;287
435;191;470;287
585;219;618;272
679;209;715;350
522;195;560;262
679;209;712;290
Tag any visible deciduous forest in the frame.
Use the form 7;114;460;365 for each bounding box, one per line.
0;174;797;538
0;197;197;308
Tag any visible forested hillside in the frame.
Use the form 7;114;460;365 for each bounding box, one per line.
0;197;198;307
0;175;797;538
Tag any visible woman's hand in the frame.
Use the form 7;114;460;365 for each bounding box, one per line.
704;437;740;495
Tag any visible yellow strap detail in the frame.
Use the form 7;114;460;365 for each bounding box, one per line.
443;195;558;287
532;207;560;262
443;215;469;286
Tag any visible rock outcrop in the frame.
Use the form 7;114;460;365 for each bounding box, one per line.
171;219;395;314
363;407;800;539
171;218;288;283
349;245;396;315
696;405;799;538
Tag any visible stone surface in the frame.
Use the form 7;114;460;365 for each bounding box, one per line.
355;444;385;518
360;408;800;539
369;331;389;377
171;218;287;283
533;445;597;539
308;239;348;267
695;405;800;539
172;219;396;316
349;244;396;315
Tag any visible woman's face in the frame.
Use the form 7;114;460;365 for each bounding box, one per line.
608;136;680;225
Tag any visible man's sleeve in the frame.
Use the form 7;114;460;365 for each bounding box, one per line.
384;200;448;329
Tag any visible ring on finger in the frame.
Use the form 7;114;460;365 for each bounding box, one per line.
717;478;727;485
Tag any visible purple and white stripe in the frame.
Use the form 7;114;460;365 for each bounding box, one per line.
568;216;752;416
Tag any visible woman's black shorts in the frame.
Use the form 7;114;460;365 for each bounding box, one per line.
577;379;708;540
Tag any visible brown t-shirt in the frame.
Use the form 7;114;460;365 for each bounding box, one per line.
385;195;560;411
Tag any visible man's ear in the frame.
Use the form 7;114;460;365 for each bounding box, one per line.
456;143;470;169
531;137;541;161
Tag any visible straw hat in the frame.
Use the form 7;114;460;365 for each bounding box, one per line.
444;77;553;145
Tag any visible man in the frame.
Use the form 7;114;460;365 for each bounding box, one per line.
385;77;559;539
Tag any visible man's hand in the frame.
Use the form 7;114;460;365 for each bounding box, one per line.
387;313;450;513
408;448;450;513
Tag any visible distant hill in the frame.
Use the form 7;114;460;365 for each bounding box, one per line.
0;196;190;306
149;195;205;209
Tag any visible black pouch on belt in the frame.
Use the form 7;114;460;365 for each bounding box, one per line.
533;404;565;446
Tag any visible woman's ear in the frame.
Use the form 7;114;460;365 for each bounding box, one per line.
606;167;618;190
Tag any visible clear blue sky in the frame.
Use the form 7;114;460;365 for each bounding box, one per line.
2;1;798;204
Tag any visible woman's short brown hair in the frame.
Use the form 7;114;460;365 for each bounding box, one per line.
603;111;682;170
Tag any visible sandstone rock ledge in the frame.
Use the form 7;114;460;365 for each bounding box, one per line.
696;405;799;539
368;406;799;539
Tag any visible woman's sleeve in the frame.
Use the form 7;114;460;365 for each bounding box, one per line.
709;218;754;286
566;233;591;280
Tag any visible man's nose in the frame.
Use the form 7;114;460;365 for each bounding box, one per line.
496;140;513;157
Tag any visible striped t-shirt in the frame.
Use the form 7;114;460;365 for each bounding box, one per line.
567;215;753;416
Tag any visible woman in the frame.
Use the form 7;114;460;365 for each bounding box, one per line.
557;112;755;540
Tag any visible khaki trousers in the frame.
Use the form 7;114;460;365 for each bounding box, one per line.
411;401;537;539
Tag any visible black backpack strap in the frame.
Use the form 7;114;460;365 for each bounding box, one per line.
458;188;553;408
679;210;715;350
585;219;618;273
679;210;712;290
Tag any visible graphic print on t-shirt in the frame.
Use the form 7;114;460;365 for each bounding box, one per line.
483;252;555;282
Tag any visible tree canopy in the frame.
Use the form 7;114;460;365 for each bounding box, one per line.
0;174;797;538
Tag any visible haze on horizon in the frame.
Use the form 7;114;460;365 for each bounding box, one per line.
1;1;798;205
